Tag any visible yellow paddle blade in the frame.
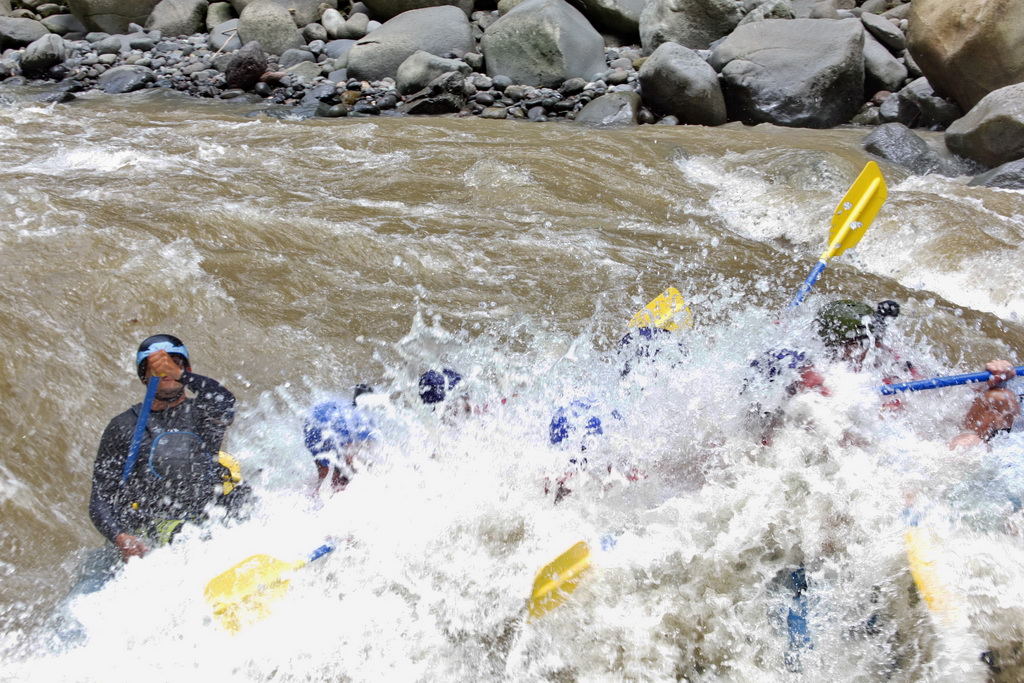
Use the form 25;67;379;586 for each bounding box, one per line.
205;553;305;633
527;541;592;620
627;287;693;331
905;526;962;627
826;161;887;258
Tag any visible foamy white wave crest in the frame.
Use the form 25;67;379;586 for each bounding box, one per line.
11;147;177;176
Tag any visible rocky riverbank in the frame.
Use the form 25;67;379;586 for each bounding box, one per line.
1;0;1022;186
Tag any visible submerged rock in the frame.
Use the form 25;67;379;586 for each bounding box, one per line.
862;122;948;175
574;90;641;127
968;159;1024;191
97;63;155;92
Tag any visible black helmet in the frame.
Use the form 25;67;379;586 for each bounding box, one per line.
136;334;190;380
816;300;900;347
352;383;374;404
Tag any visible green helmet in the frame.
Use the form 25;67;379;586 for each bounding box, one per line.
816;300;877;346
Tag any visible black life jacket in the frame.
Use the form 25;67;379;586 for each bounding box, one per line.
117;409;223;544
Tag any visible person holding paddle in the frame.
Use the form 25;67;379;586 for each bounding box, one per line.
747;299;910;444
89;334;248;564
816;299;909;379
813;302;1019;445
948;360;1020;449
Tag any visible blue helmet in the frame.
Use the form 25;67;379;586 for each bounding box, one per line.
550;399;622;448
136;334;190;380
304;400;378;461
418;368;462;404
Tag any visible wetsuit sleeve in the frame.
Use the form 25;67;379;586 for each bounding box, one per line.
180;371;236;452
89;415;132;543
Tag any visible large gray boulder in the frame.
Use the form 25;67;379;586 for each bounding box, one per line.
570;0;644;39
879;76;962;129
320;7;346;37
224;39;266;87
708;18;865;128
67;0;161;32
40;13;87;35
574;91;642;126
398;69;468;114
206;1;234;29
0;16;48;48
637;41;725;125
860;10;904;52
20;33;65;77
322;9;370;39
907;0;1024;111
237;0;304;56
361;0;472;22
945;82;1024;168
480;0;605;88
210;17;241;50
395;49;470;94
863;30;906;94
348;6;473;82
278;46;313;67
146;0;209;36
640;0;743;53
97;64;155;92
323;37;355;58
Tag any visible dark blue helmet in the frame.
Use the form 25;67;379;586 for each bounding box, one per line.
418;368;462;404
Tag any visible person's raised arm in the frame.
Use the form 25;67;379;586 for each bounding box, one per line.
180;371;236;448
949;360;1020;449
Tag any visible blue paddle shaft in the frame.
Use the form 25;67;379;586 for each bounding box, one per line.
308;543;335;563
789;261;827;310
121;376;160;483
880;366;1024;395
